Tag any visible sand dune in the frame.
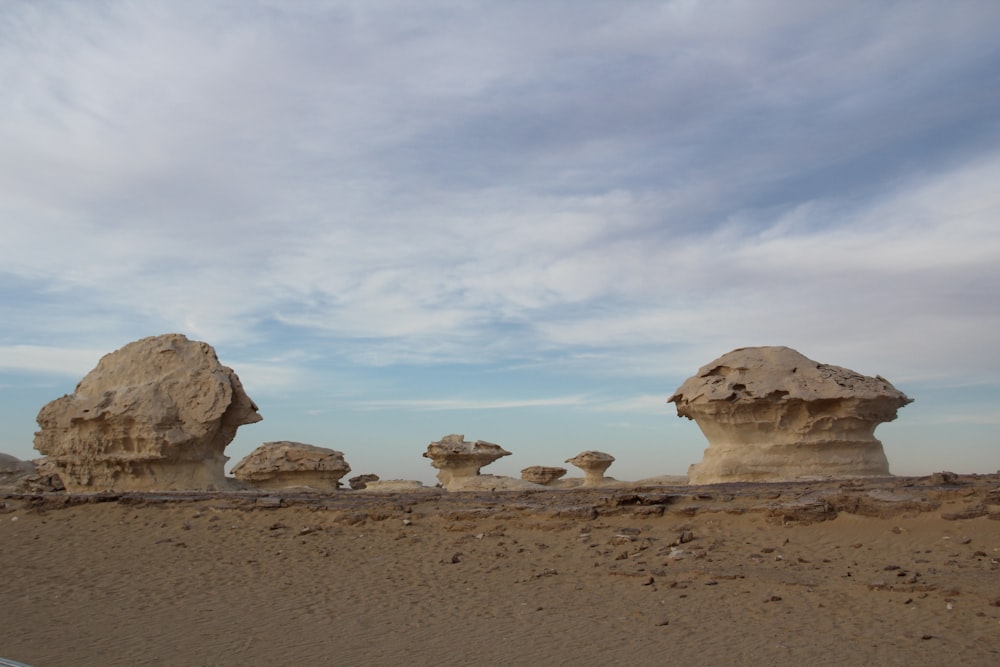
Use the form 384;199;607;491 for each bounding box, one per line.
2;475;999;666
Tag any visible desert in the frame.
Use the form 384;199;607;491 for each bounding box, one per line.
2;475;1000;666
3;336;998;666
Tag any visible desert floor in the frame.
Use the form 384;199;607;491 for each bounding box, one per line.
2;475;999;666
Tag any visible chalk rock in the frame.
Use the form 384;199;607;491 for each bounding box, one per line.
565;451;616;486
446;474;545;492
231;441;351;490
669;346;912;484
363;479;438;493
34;333;261;492
349;473;380;490
423;434;511;491
521;466;568;486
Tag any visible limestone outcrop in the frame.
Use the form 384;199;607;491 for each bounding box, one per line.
231;441;351;490
423;434;512;491
363;479;437;493
521;466;568;486
34;333;261;492
565;451;616;486
349;473;380;490
669;346;913;484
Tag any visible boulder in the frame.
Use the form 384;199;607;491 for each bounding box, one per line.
565;451;616;486
423;434;511;491
349;473;380;490
521;466;568;486
231;441;351;490
34;333;261;492
669;346;912;484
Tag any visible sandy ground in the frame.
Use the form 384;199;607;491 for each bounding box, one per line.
2;476;999;666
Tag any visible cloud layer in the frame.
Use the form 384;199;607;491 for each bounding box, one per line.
2;1;998;477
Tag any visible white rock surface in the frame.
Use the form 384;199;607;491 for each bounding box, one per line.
231;441;350;490
565;451;617;487
669;346;912;484
423;434;512;491
34;333;261;492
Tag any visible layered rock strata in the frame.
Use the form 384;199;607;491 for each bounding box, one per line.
231;441;351;490
34;334;261;492
669;346;913;484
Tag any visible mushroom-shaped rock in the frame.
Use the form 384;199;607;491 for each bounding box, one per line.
423;434;511;491
349;473;380;490
231;441;351;490
669;346;913;484
565;451;615;486
34;334;261;492
521;466;568;486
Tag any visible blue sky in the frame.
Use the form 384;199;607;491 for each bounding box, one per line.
1;1;998;484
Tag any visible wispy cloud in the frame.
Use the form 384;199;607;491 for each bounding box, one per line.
352;395;593;412
0;346;107;377
1;1;998;473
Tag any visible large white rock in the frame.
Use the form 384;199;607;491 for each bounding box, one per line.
422;434;513;491
669;346;912;484
34;334;261;492
565;451;617;487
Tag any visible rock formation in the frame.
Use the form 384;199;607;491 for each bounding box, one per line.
520;466;568;486
423;434;514;491
669;346;913;484
565;451;616;486
349;473;380;490
34;333;261;492
231;441;351;490
0;453;36;491
363;479;436;493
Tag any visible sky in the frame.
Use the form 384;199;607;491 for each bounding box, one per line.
1;0;998;485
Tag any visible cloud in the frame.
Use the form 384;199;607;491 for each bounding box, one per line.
0;346;107;377
351;395;592;411
1;1;998;396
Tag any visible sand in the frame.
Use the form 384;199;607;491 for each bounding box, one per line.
2;476;999;666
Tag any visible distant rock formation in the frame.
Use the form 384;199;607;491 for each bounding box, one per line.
565;451;616;486
423;434;540;491
363;479;437;493
0;453;36;491
231;441;351;491
521;466;568;486
349;473;380;490
34;333;261;492
669;346;913;484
